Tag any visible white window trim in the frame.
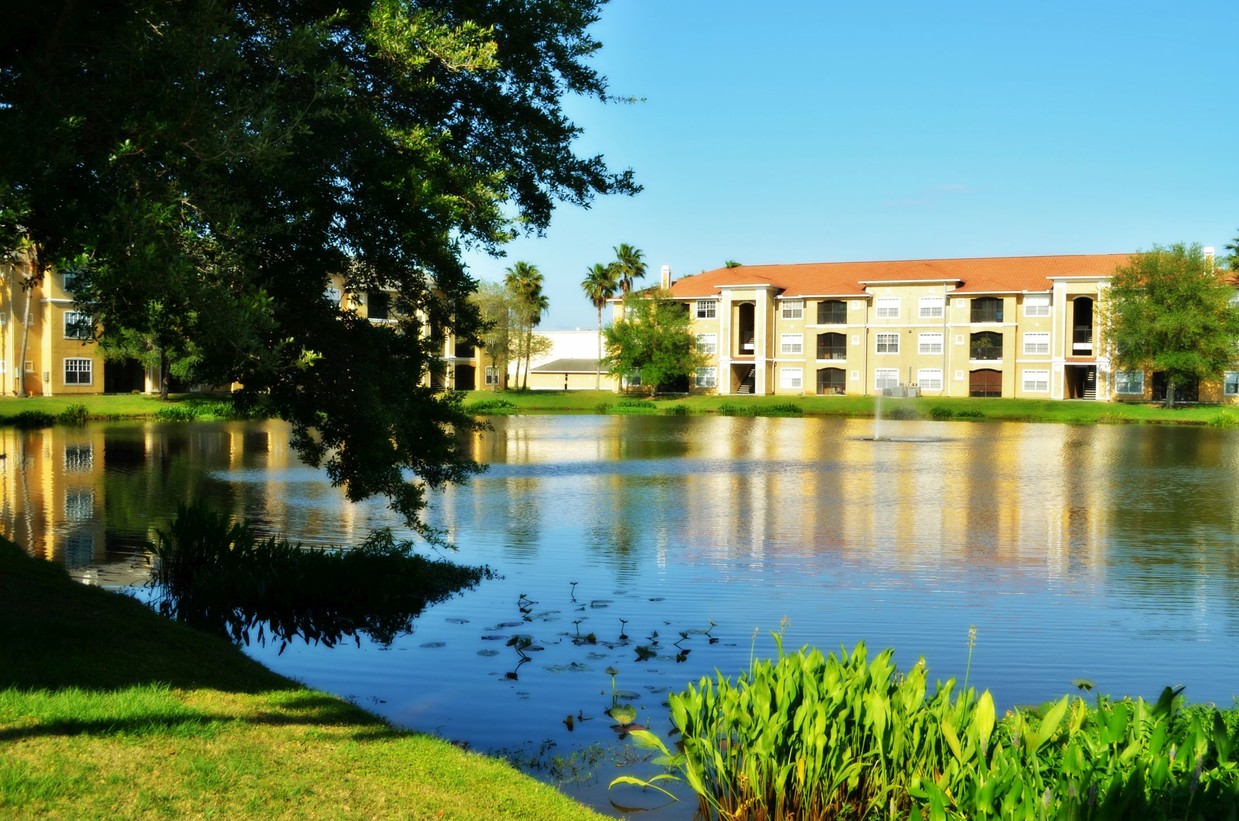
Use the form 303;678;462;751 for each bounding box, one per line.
781;300;804;320
1115;371;1145;395
1225;371;1239;396
779;334;803;355
1023;332;1050;356
64;357;93;386
1022;369;1050;393
695;367;717;388
918;332;943;355
1024;294;1051;317
875;332;900;354
874;368;900;389
696;333;718;354
64;311;92;340
695;299;716;319
918;296;945;319
875;297;900;320
917;368;943;391
779;367;803;389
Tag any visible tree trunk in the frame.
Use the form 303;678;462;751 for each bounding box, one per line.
595;306;603;390
159;347;170;400
1164;378;1176;409
16;277;34;397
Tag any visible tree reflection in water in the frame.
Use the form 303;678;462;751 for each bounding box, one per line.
149;503;494;651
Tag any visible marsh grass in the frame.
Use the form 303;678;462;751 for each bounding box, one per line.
0;540;605;821
615;641;1239;820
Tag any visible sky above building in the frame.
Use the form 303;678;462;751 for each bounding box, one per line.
462;0;1239;330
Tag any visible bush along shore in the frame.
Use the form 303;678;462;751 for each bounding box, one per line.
0;538;607;821
613;639;1239;820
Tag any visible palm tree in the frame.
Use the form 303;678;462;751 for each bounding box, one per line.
582;262;619;389
504;261;546;389
612;243;647;296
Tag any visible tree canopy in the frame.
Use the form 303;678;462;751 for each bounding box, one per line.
1105;243;1239;407
0;1;636;539
581;261;619;389
604;290;704;395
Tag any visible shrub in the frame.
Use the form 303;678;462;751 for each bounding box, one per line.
8;410;57;429
930;406;955;420
884;404;919;420
955;408;984;419
153;405;199;422
593;402;613;414
57;404;90;426
464;398;517;415
1209;411;1239;428
717;403;756;417
663;404;690;416
617;397;652;408
762;403;802;417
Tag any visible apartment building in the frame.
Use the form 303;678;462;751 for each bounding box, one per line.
662;253;1237;403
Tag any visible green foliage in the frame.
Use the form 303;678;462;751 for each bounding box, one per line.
931;406;955;420
1105;244;1239;407
464;398;517;415
663;404;690;416
56;404;89;426
884;403;920;420
0;1;636;537
717;403;756;417
150;503;494;649
617;643;1239;820
764;403;803;416
604;290;706;395
7;410;56;429
1210;411;1239;428
956;408;985;419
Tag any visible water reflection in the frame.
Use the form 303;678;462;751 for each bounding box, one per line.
9;415;1239;817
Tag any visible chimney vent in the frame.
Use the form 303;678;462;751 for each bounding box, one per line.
660;264;671;289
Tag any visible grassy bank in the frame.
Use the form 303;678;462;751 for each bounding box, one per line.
0;541;607;820
5;391;1239;428
462;389;1239;426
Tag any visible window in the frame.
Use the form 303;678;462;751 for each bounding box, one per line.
970;331;1003;360
1023;332;1050;355
64;358;92;386
1115;371;1144;395
1225;372;1239;396
64;311;92;340
696;333;718;354
695;367;717;388
816;332;846;360
817;367;845;395
875;332;899;354
917;368;943;391
367;290;390;321
695;299;716;319
485;366;501;386
624;371;642;388
874;368;900;390
62;270;79;293
780;334;803;355
1022;369;1050;392
817;300;847;324
781;300;803;320
324;286;342;305
875;297;900;319
779;367;803;390
919;296;945;319
918;332;943;355
970;297;1003;323
1025;294;1051;317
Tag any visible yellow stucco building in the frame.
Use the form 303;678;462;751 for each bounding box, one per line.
658;252;1237;402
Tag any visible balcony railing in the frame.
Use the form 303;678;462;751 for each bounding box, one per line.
1072;325;1093;352
739;333;755;353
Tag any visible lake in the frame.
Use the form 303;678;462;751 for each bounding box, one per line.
6;414;1239;816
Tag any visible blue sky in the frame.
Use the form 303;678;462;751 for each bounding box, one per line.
463;0;1239;330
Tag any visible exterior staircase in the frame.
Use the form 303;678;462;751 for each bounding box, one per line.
1083;368;1096;400
735;367;756;394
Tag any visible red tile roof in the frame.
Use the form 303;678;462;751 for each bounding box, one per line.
668;254;1134;300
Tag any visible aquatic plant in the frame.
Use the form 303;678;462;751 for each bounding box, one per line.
612;640;1239;819
57;403;89;425
930;406;955;420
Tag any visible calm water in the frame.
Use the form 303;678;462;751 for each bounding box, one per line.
7;415;1239;816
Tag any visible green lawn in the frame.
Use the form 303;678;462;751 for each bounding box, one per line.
0;542;608;820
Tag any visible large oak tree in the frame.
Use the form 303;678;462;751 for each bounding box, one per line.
1105;243;1239;407
0;1;636;539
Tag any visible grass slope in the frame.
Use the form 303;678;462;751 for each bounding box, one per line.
0;542;607;820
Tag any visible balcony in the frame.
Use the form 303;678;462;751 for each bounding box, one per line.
1072;325;1093;353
